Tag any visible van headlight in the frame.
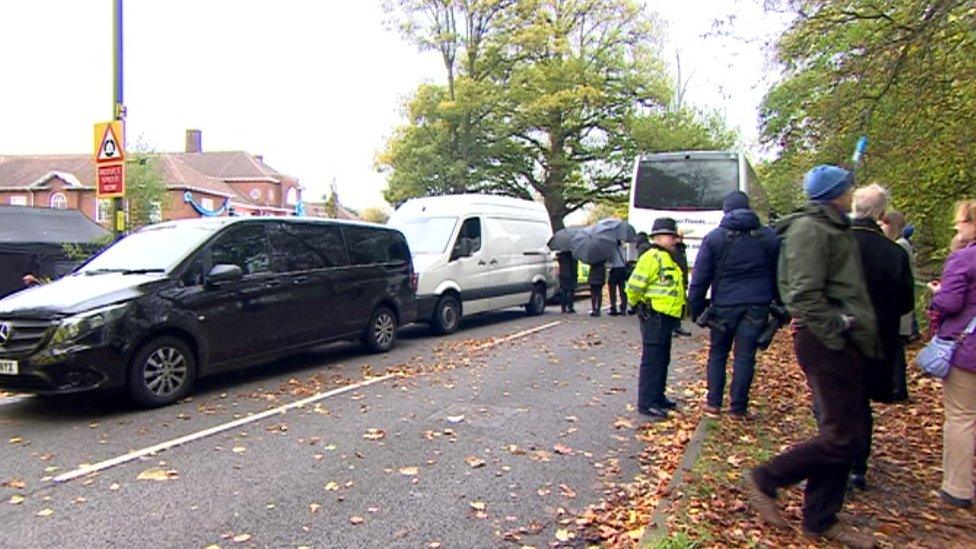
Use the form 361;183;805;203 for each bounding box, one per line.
51;304;128;346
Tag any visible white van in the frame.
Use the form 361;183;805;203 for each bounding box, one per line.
388;194;557;334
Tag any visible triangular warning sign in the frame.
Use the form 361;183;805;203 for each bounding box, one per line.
97;124;125;162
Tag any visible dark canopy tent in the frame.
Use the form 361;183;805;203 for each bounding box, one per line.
0;206;110;298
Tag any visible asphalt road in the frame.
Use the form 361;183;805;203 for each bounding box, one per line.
0;306;705;548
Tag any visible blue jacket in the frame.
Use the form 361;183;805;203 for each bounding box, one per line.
688;209;781;319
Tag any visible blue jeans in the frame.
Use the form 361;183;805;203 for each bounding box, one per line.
638;311;677;410
705;304;769;413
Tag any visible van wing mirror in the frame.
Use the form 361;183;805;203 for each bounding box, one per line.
206;264;243;285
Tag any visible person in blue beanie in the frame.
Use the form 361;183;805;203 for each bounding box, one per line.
689;190;780;418
745;164;880;549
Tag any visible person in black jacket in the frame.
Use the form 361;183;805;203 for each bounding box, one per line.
848;184;915;490
672;231;692;336
588;261;606;316
689;191;780;418
556;251;578;313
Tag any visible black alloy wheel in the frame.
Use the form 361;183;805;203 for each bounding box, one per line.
128;336;196;407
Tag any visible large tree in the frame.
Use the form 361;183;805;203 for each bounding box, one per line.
380;0;683;229
760;0;976;263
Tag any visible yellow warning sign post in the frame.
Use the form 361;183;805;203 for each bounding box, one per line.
94;120;126;200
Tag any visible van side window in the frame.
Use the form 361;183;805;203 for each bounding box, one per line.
342;227;407;265
451;217;481;260
210;224;271;275
180;258;205;287
269;223;349;271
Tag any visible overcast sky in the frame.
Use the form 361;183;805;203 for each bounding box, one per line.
0;1;789;213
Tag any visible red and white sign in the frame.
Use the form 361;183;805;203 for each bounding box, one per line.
94;120;126;198
97;163;125;197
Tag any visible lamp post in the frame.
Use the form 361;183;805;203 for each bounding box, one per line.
112;0;126;235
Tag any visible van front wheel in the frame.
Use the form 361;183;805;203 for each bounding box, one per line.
525;284;546;316
127;336;196;407
431;295;461;335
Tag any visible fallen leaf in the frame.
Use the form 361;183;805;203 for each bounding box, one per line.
232;446;247;454
446;415;465;423
465;456;486;468
109;483;121;491
398;466;419;476
9;437;22;444
363;429;386;441
137;468;178;481
349;516;364;525
553;444;575;456
232;533;251;543
324;481;339;491
9;495;24;505
309;503;321;514
555;529;574;542
5;479;26;490
37;508;53;517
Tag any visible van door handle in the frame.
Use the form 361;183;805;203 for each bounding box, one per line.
478;260;487;266
293;276;309;285
489;259;498;265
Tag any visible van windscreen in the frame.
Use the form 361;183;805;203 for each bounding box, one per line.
390;216;458;254
79;224;217;274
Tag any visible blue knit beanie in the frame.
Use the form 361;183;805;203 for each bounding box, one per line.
722;191;750;213
803;165;853;201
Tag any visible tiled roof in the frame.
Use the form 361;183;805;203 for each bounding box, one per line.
0;152;296;209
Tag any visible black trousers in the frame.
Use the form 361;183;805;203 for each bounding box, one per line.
638;311;677;410
590;284;603;313
753;328;869;533
608;267;628;312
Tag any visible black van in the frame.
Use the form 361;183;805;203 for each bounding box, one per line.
0;217;417;406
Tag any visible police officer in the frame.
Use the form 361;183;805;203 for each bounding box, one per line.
626;218;686;418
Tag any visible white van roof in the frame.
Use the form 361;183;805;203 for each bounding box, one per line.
392;194;549;222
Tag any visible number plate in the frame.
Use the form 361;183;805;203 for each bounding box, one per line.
0;359;18;375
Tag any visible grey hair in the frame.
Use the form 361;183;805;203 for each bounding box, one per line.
852;184;889;221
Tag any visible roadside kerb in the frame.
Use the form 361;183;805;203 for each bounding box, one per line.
640;416;714;547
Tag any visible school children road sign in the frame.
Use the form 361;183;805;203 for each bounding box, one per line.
94;121;125;198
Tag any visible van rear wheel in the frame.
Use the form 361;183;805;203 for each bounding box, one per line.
127;336;196;407
431;294;461;335
525;284;546;316
363;305;397;353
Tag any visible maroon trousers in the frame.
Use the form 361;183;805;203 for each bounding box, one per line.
752;328;869;533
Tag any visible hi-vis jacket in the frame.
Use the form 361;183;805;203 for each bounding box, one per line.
625;245;686;318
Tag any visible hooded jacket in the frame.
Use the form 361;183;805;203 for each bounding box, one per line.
776;202;881;358
930;242;976;373
689;208;780;319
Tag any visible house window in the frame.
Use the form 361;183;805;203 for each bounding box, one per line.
8;195;27;206
201;197;214;211
267;188;275;202
286;187;298;206
50;193;68;209
96;199;112;222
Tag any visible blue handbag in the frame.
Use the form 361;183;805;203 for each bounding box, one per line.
916;315;976;378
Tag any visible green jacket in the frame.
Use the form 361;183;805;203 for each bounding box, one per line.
776;202;881;358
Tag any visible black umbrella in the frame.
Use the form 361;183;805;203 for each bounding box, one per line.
570;226;619;264
592;218;637;242
547;227;581;252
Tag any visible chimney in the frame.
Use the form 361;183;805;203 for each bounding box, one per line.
185;129;202;153
254;154;264;163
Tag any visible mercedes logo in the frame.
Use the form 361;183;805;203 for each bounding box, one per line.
0;323;9;347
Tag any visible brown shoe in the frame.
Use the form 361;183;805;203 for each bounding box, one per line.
703;404;721;415
805;523;876;549
744;471;788;528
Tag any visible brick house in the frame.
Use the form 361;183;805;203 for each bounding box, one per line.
0;130;310;228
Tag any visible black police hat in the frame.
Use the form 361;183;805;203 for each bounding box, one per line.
650;217;679;236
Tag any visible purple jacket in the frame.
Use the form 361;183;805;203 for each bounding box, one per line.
931;242;976;372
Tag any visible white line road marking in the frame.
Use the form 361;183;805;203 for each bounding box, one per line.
53;374;396;483
52;318;562;484
470;320;561;351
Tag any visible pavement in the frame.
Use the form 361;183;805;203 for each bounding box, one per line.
0;305;706;548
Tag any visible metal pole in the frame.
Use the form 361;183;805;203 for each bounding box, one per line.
112;0;125;236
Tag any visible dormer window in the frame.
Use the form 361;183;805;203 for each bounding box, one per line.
50;192;67;209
